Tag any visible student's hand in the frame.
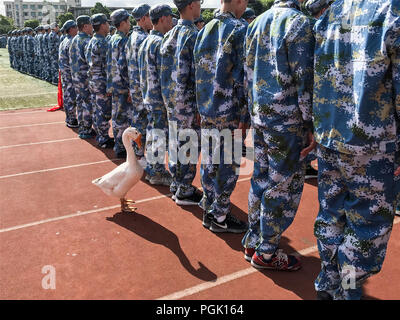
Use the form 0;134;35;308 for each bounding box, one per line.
106;92;112;97
127;95;132;104
395;166;400;176
300;131;317;159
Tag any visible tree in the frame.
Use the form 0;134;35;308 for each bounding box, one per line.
90;2;111;18
57;12;74;28
0;14;14;34
24;19;40;29
201;9;214;24
249;0;274;16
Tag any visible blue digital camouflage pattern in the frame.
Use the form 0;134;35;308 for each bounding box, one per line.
59;34;77;123
160;19;200;197
138;29;171;179
69;31;93;135
48;30;60;84
194;11;248;217
86;33;112;145
313;0;400;300
126;26;149;158
106;30;133;155
240;0;315;254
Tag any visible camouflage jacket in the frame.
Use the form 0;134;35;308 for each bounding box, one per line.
69;32;91;80
86;33;109;89
160;19;198;125
58;34;74;75
106;30;129;95
48;30;60;60
245;0;315;132
194;11;249;127
313;0;400;155
126;26;148;106
137;29;165;111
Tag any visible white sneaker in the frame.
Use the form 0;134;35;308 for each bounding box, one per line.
149;175;172;186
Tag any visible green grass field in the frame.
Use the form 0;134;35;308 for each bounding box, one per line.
0;48;58;110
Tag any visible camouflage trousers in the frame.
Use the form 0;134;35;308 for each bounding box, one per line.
199;121;241;218
72;75;93;135
50;56;58;84
90;83;111;145
131;101;147;158
168;119;200;197
112;92;133;154
241;127;307;254
144;106;171;179
61;73;77;123
314;145;399;300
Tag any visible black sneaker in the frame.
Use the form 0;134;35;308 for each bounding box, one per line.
175;189;203;206
116;150;127;159
305;165;318;180
316;291;333;300
209;214;248;233
202;211;213;229
99;139;114;149
66;119;78;128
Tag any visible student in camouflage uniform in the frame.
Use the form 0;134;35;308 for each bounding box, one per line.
241;7;256;23
86;14;114;149
43;25;51;82
25;28;35;76
126;4;153;165
106;25;116;42
137;4;175;186
194;0;250;233
59;20;79;128
48;22;60;85
106;9;133;159
69;16;95;139
160;0;203;205
36;26;44;79
312;0;400;300
304;0;334;17
241;0;315;270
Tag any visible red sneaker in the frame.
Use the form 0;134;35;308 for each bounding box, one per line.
251;249;301;271
244;248;255;262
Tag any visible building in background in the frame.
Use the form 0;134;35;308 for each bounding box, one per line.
4;0;81;27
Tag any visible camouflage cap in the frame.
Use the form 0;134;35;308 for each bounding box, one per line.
110;9;131;25
242;8;256;20
173;0;196;10
131;3;151;20
44;24;50;30
91;13;108;26
304;0;334;16
50;22;58;29
25;27;33;32
76;15;91;26
62;19;77;32
149;4;174;21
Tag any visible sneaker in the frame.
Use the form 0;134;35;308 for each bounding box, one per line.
250;249;302;271
79;128;96;139
99;139;114;149
145;174;151;182
316;291;333;300
149;174;172;186
244;248;255;262
66;119;78;128
209;214;248;233
305;165;318;180
116;150;127;159
396;208;400;217
202;211;213;229
175;189;203;206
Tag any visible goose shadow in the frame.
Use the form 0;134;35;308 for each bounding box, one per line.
106;211;218;282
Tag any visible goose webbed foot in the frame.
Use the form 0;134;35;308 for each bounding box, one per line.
120;198;137;213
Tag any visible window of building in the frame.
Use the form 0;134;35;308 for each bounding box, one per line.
60;5;66;10
30;5;35;9
23;5;28;9
38;12;42;16
15;4;19;9
54;5;58;9
31;12;36;17
38;5;42;9
24;12;29;16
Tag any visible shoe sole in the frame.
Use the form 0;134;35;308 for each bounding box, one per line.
209;226;247;234
244;254;252;262
250;259;302;271
305;175;317;179
175;199;200;206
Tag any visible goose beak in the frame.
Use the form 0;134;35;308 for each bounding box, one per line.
134;134;142;149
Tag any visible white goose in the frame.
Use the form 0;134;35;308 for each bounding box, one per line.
92;127;144;213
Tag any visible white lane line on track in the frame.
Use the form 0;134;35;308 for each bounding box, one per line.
157;217;400;300
0;177;252;234
0;110;48;116
0;121;65;130
0;137;80;149
0;159;122;180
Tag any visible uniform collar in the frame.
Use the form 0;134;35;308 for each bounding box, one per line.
273;0;301;10
150;29;164;37
78;31;90;37
178;19;195;27
216;11;237;20
116;30;127;38
94;33;106;39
